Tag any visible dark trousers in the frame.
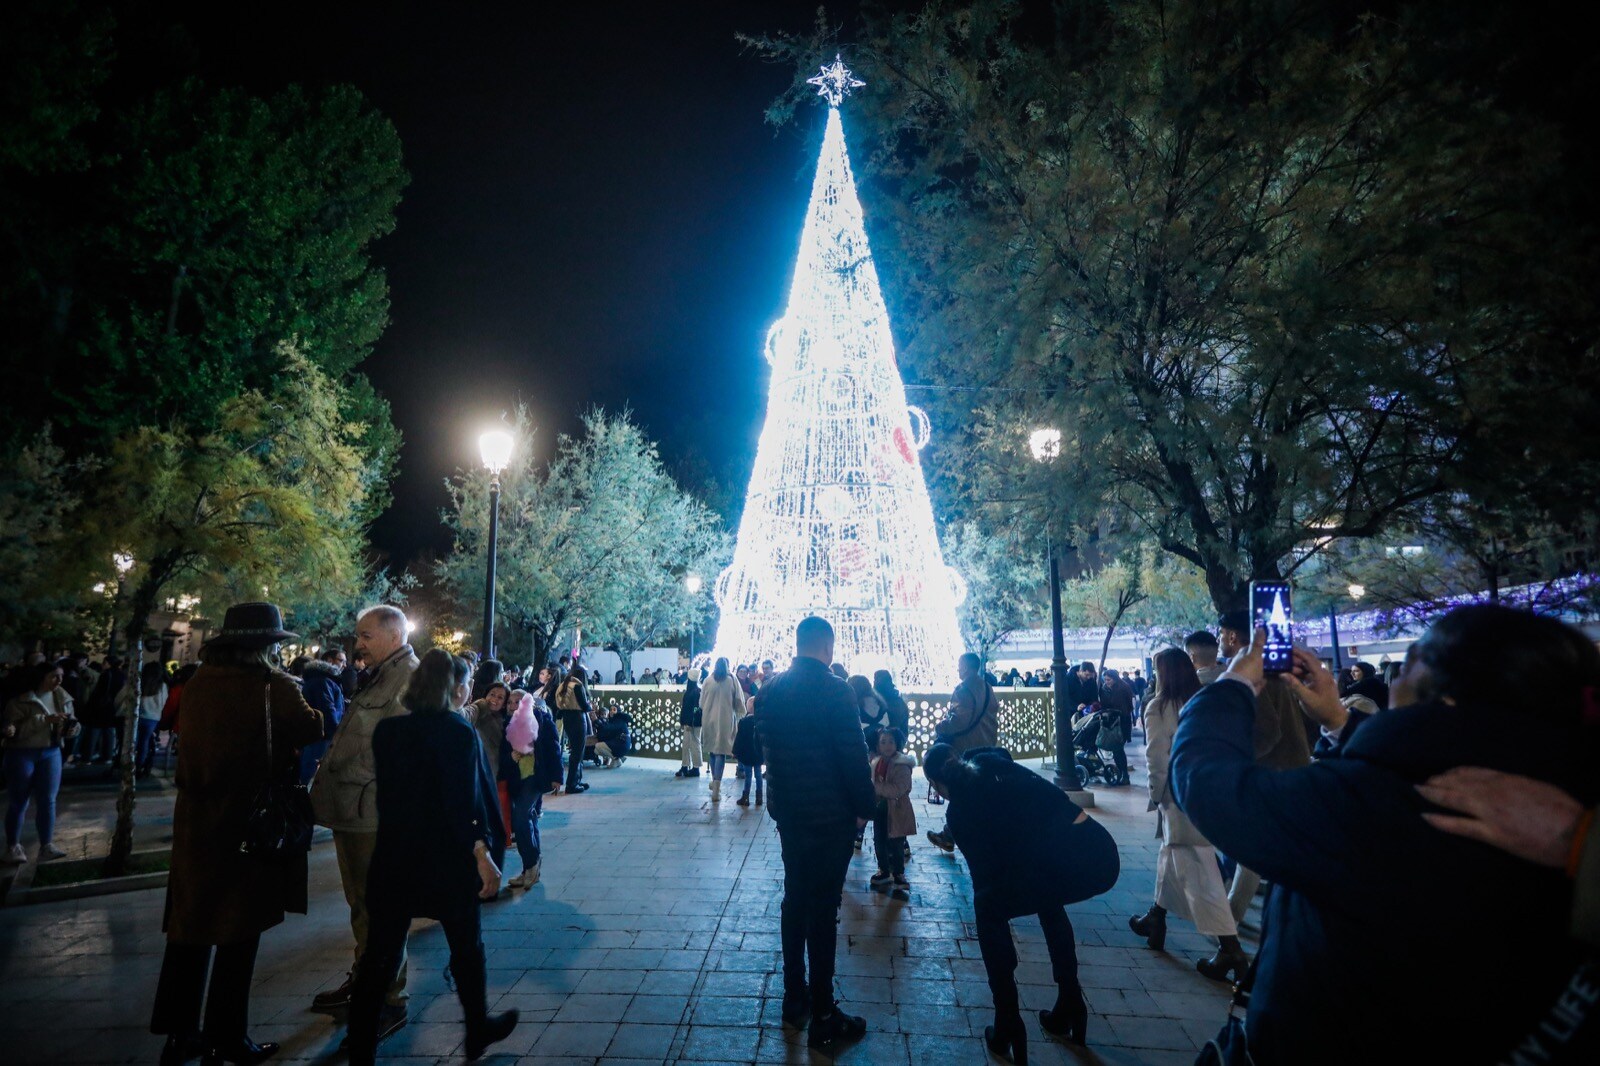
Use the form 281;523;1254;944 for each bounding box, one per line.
777;823;855;1013
974;903;1080;1015
509;777;543;872
561;711;586;790
1108;741;1128;784
872;808;905;878
150;936;261;1042
348;904;486;1060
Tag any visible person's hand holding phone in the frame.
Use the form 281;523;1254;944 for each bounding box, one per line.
1219;627;1267;695
1284;647;1348;732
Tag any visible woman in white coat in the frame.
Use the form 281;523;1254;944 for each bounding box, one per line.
697;658;745;802
1127;648;1242;974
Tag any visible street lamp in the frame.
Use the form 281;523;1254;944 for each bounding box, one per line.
1030;428;1088;800
1327;583;1365;676
478;429;514;659
685;574;703;659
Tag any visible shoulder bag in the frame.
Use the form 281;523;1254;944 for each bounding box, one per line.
241;676;316;863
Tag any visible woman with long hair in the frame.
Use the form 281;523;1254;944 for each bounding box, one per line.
344;649;517;1064
699;658;746;802
2;661;78;865
1127;648;1242;978
151;603;323;1066
676;672;703;778
924;742;1119;1062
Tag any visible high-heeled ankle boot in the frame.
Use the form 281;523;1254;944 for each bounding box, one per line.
1039;985;1088;1044
984;1009;1028;1064
465;1009;519;1061
1128;904;1167;951
1196;935;1250;983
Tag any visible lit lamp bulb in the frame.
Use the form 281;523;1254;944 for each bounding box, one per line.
405;620;417;637
479;429;514;475
1029;427;1062;463
1347;583;1366;600
685;574;703;595
113;552;135;576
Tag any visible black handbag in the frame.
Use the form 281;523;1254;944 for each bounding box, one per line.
241;675;315;863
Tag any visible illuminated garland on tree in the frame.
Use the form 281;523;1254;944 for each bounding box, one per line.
713;57;965;687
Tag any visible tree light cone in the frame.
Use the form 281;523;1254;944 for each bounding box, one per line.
714;90;963;688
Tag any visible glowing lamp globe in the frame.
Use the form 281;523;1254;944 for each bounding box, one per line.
478;430;514;474
1030;428;1063;463
685;574;704;595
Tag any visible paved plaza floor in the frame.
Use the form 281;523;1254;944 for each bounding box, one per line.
0;747;1248;1065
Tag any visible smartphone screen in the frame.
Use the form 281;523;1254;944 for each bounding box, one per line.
1250;581;1294;675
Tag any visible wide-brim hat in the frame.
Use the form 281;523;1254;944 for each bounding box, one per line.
205;602;298;647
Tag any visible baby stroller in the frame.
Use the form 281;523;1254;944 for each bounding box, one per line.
1070;708;1120;787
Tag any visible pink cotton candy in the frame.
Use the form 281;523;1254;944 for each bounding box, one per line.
506;693;538;755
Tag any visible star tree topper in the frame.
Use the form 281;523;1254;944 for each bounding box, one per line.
807;54;865;107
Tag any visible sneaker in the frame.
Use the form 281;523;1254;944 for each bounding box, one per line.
39;843;67;861
674;766;688;778
311;976;355;1010
689;767;701;777
570;782;590;793
869;871;893;889
925;830;955;853
808;1004;867;1049
891;877;911;900
3;844;26;865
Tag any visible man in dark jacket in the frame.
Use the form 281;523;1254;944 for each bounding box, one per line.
1170;620;1594;1064
756;617;874;1050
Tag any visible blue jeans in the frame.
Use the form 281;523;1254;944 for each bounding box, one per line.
509;777;543;872
708;753;727;780
135;718;159;773
4;747;62;848
298;739;329;786
739;765;763;798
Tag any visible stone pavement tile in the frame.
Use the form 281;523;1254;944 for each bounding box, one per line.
889;977;958;1006
529;1019;619;1057
510;967;584;995
888;1001;976;1037
837;973;893;1003
689;994;764;1026
698;968;768;997
1101;1014;1200;1051
681;1023;763;1061
1144;989;1232;1021
834;952;894;978
553;991;635;1023
574;967;648;994
604;1021;681;1059
624;993;692;1024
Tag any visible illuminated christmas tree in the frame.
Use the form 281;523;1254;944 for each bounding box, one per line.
713;57;965;687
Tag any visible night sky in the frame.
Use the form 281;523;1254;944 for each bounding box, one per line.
148;0;861;563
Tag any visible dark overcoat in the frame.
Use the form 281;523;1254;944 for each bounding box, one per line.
366;711;497;921
164;665;323;946
946;748;1120;919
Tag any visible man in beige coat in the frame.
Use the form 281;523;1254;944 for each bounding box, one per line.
309;605;417;1039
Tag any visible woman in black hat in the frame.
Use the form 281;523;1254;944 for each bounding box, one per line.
151;603;324;1066
923;743;1120;1064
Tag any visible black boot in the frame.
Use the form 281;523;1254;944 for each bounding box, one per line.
807;1002;866;1048
160;1034;204;1066
200;1038;279;1065
985;1008;1028;1064
1039;984;1088;1044
1128;904;1167;951
465;1010;519;1060
1196;935;1250;983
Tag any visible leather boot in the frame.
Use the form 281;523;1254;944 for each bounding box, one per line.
1196;935;1250;983
1128;904;1167;951
1039;984;1088;1044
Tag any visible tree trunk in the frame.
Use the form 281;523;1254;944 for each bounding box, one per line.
618;648;633;683
103;586;155;877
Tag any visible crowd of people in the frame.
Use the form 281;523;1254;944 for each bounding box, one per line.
5;592;1599;1065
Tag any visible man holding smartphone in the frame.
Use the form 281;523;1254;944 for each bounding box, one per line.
1217;610;1312;929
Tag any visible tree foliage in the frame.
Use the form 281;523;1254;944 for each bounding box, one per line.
751;0;1600;612
942;518;1042;659
437;408;729;672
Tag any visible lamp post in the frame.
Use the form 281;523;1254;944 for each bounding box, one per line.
685;573;703;660
478;430;514;659
1030;429;1089;802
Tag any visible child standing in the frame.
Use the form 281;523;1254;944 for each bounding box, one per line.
732;702;763;806
869;727;916;899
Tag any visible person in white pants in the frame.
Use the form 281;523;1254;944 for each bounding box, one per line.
675;674;704;778
1126;647;1251;984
